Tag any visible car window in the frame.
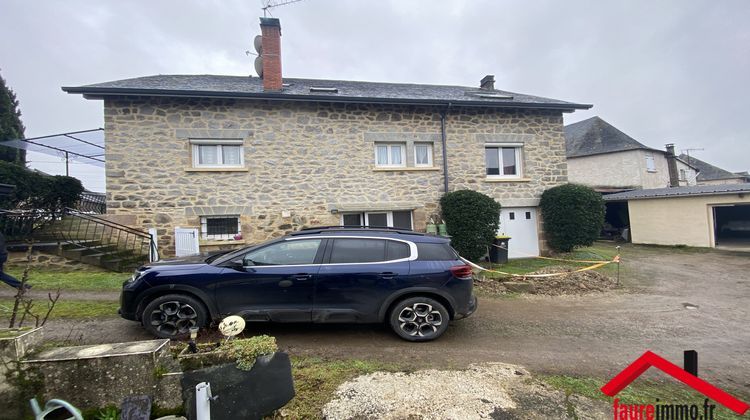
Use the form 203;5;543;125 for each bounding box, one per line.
386;240;411;260
329;238;386;264
416;243;459;261
243;239;322;266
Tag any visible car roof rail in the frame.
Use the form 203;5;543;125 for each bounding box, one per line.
289;225;425;236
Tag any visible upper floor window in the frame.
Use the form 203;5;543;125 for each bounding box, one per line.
375;143;406;167
645;155;656;172
485;145;522;178
191;139;244;168
414;143;433;167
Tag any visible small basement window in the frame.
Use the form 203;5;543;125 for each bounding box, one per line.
340;210;413;230
201;216;241;240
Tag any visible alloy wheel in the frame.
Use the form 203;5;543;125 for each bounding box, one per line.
148;300;198;336
398;302;443;337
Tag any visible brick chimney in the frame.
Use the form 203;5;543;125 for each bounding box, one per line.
665;143;679;187
480;75;495;90
259;17;282;91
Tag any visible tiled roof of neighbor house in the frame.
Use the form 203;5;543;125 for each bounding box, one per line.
677;154;746;182
62;75;591;112
564;116;659;158
603;183;750;201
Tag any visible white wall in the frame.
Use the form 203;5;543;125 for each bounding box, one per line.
568;149;696;189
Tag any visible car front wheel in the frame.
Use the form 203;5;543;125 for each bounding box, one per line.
389;297;449;342
142;294;208;338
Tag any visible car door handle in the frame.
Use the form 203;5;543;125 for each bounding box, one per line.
379;272;397;280
292;274;311;281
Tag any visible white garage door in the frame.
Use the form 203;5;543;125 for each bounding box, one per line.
498;207;540;259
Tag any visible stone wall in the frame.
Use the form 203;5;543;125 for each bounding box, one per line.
104;97;568;256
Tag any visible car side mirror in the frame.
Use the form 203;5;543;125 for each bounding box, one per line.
227;259;245;271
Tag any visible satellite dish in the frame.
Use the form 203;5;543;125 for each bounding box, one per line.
254;55;264;77
254;35;263;54
218;315;246;337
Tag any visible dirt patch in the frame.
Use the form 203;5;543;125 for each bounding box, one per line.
476;265;617;296
322;363;609;419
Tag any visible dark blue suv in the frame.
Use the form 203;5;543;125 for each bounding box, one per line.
120;227;477;341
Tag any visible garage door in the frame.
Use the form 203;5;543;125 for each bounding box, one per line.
713;204;750;249
498;207;540;259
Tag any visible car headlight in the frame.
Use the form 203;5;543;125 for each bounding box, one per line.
127;269;143;284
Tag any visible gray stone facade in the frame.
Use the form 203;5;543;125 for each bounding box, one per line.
103;97;567;255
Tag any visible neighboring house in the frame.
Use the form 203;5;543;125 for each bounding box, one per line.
62;18;591;258
564;116;697;191
604;184;750;250
677;154;750;185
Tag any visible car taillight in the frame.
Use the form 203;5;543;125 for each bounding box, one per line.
450;264;473;279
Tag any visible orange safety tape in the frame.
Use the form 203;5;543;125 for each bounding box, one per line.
463;255;620;278
489;243;618;264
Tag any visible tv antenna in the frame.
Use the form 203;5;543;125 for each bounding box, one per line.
262;0;303;17
681;148;704;166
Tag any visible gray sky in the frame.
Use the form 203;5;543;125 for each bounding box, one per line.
2;0;748;191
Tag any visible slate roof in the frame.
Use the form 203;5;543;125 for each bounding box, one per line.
603;183;750;201
62;75;591;112
564;116;659;158
677;154;747;182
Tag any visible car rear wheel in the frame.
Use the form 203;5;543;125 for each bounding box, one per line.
389;297;449;342
142;294;208;338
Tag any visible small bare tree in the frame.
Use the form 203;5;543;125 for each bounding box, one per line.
7;242;60;328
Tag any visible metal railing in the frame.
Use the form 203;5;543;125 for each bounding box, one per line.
57;208;158;264
75;191;106;214
0;209;56;242
0;208;158;267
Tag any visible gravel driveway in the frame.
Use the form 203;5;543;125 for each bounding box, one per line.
37;244;750;394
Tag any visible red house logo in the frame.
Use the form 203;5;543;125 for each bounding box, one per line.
601;351;749;415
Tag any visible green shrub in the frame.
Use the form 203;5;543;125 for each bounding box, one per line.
440;190;501;261
225;335;278;371
0;161;83;212
539;184;605;252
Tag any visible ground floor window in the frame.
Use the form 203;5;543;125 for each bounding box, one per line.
340;210;413;230
201;215;241;240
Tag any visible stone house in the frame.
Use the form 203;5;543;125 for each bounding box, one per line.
564;116;697;191
63;18;590;258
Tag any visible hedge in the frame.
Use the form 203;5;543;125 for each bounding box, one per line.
440;190;501;261
0;161;83;212
539;183;605;252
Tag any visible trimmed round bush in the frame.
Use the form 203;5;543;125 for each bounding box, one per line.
539;183;605;252
440;190;501;261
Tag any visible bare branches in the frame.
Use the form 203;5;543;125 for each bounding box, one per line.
7;242;60;328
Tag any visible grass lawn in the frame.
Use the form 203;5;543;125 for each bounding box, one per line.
0;299;119;325
273;356;404;419
542;375;748;420
3;268;126;291
481;241;623;278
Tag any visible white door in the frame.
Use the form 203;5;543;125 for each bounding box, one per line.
498;207;540;259
174;227;200;257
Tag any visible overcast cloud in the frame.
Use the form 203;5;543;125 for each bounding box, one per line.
1;0;748;191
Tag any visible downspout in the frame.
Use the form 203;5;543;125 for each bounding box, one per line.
440;103;451;194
